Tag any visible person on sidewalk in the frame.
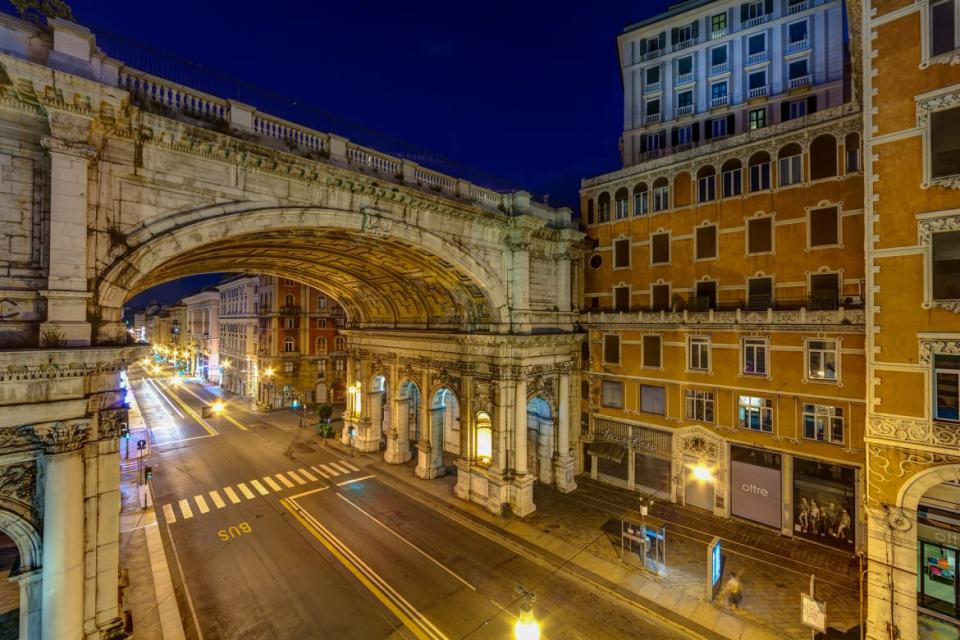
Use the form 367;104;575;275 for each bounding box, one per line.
725;571;743;611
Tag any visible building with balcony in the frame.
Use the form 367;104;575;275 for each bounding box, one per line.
861;0;960;637
182;289;220;382
618;0;846;167
255;276;346;409
581;0;865;554
217;275;259;399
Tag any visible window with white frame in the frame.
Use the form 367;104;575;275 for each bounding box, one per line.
640;384;666;414
642;334;662;368
614;286;630;311
614;238;631;268
742;337;768;375
698;172;716;203
695;224;718;260
933;229;960;301
739;396;772;432
677;124;694;145
602;380;625;408
809;206;840;247
747;276;773;308
685;389;715;422
615;191;629;219
745;0;764;20
807;339;838;381
710;81;728;102
652;283;671;311
931;105;960;179
722;164;742;197
634;186;649;215
779;151;803;187
747;216;773;254
653;181;670;211
935;354;960;422
749;107;767;131
284;337;296;352
689;336;710;371
677;55;694;78
316;336;327;353
711;12;727;34
748;69;766;92
802;404;844;443
930;0;960;57
710;45;728;69
646;98;661;118
750;157;771;191
318;318;327;329
747;32;766;57
788;58;809;81
651;232;670;264
646;66;661;86
788;99;808;119
603;334;621;364
711;117;729;138
284;317;296;329
677;90;694;112
787;20;809;45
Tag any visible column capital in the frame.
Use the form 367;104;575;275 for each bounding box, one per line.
40;136;96;160
38;420;89;455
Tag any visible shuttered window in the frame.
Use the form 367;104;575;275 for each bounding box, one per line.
603;334;621;364
614;286;630;312
651;233;670;264
810;207;839;247
640;385;666;415
747;217;773;254
601;380;624;408
642;335;662;368
652;284;671;311
695;225;718;260
614;238;631;268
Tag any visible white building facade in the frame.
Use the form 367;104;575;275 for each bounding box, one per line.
182;290;220;383
217;276;260;399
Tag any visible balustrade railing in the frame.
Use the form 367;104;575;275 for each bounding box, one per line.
748;86;769;98
252;112;328;153
416;167;457;192
789;75;812;88
676;104;695;116
346;144;400;174
786;39;810;54
119;69;228;123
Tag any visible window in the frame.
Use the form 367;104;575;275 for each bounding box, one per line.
641;385;666;415
685;389;715;422
748;69;766;91
788;20;808;44
931;105;960;179
677;91;694;111
603;334;621;364
710;45;728;68
284;317;296;329
788;58;809;81
807;340;838;381
598;193;611;222
645;131;664;153
747;216;773;254
674;23;695;45
931;0;958;57
317;318;326;329
803;404;844;443
933;230;960;300
695;225;718;260
710;81;728;101
677;124;694;145
318;296;327;309
601;380;625;408
646;66;660;86
634;184;649;215
615;188;629;219
747;33;766;56
935;355;960;421
710;117;728;138
845;132;861;173
742;337;768;375
695;280;717;309
642;335;662;368
697;168;717;203
677;55;693;78
747;276;773;308
778;146;803;186
284;337;295;352
652;283;671;311
749;107;767;130
651;233;670;264
646;34;663;54
810;273;840;309
334;336;346;351
722;160;742;197
316;336;327;353
645;98;661;118
653;179;670;211
809;206;839;247
317;361;326;377
744;0;765;19
689;336;710;371
788;99;808;120
614;286;630;311
749;152;772;191
739;396;773;432
613;238;631;268
711;12;727;34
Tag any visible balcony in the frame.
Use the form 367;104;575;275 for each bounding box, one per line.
710;63;730;76
645;81;662;93
748;86;769;98
710;95;729;108
744;15;769;28
257;305;270;316
675;73;694;85
788;1;809;14
786;39;810;54
710;28;728;40
279;305;301;316
676;104;695;117
789;75;812;89
640;49;662;62
673;39;696;52
644;113;662;125
746;51;768;65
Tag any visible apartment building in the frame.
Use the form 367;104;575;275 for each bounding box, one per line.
862;0;960;636
581;0;865;553
255;277;347;408
181;289;220;382
217;275;259;399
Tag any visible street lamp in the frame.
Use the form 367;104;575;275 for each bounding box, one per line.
212;400;225;415
513;586;539;640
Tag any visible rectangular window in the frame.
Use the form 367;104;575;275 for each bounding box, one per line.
711;45;728;67
935;354;960;422
646;98;661;116
695;280;718;309
685;389;715;422
789;59;809;81
646;66;661;85
613;238;631;268
810;206;839;247
931;0;958;57
698;174;716;202
722;167;742;197
677;124;694;145
634;190;649;215
739;396;773;432
711;82;728;100
642;335;662;368
646;132;662;152
779;154;803;186
931;105;960;179
788;99;808;120
652;284;671;311
284;317;296;329
689;336;710;371
788;20;809;44
749;108;767;130
750;161;771;191
603;334;621;364
807;340;838;381
711;12;727;34
651;233;670;264
933;229;960;300
677;55;693;77
614;286;630;311
748;70;766;90
653;184;670;211
743;337;768;375
747;216;773;254
601;380;625;409
747;33;766;56
746;0;764;19
803;404;844;443
677;91;694;108
640;385;666;415
695;225;718;260
711;117;728;138
747;276;773;309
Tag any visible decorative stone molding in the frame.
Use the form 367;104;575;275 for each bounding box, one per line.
39;136;96;159
678;430;720;462
869;415;960;449
867;444;960;505
0;462;36;504
38;421;89;455
527;375;556;409
97;409;128;440
0;425;42;451
918;337;960;365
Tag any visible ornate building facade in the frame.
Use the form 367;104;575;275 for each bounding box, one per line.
217;276;260;400
181;289;220;382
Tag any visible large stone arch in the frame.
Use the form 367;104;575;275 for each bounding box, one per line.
94;203;513;340
0;507;43;640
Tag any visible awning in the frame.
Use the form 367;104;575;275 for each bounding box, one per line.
588;441;627;463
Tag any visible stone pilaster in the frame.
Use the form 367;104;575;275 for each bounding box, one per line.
554;370;577;493
510;375;536;516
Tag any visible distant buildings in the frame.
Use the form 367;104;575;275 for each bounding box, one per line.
217;276;259;399
181;289;220;382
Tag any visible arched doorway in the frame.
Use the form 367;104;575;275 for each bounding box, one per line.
399;381;421;459
369;375;390;451
431;388;460;456
314;382;328;404
331;379;345;404
915;476;960;634
0;530;19;639
526;397;554;485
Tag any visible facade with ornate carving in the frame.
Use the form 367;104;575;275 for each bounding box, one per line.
862;0;960;636
581;0;867;552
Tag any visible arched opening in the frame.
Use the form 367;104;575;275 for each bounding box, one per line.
431;388;461;456
399;380;422;459
721;158;742;198
475;411;493;464
0;529;20;636
696;165;717;203
614;187;629;219
597;192;611;223
845;132;861;173
777;142;804;187
809;134;838;180
314;381;328;403
369;375;390;451
633;183;649;216
673;171;692;207
748;151;772;192
652;177;670;212
526;396;555;485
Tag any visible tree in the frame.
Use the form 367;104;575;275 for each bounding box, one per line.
11;0;74;24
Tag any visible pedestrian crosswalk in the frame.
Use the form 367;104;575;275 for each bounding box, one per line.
161;459;363;524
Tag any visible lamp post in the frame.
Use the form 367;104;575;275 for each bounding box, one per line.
514;585;539;640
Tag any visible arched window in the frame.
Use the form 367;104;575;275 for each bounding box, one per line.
653;177;670;211
318;296;327;310
597;192;611;223
614;188;629;219
721;158;742;197
748;151;771;192
777;143;803;187
633;183;649;216
334;336;346;351
844;132;861;173
284;337;295;352
673;171;692;207
475;411;492;463
586;198;595;225
809;134;838;180
316;336;327;353
284;294;294;307
697;166;717;203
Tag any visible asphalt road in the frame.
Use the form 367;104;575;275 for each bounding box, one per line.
131;364;693;640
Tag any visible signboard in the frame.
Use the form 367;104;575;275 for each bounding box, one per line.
801;593;826;632
730;458;782;529
707;537;725;601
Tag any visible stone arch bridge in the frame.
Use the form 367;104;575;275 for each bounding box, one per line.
0;15;583;639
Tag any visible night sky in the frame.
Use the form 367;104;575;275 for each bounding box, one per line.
3;0;675;305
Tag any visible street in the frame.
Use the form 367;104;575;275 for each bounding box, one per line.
129;365;694;640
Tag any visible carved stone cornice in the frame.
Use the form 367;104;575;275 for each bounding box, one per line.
920;49;960;70
97;408;127;440
868;415;960;450
40;135;96;159
38;421;89;455
917;90;960;128
919;339;960;366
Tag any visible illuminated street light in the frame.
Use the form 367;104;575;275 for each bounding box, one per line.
211;401;225;414
514;586;539;640
264;367;274;378
691;463;714;483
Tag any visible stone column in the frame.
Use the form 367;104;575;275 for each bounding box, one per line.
514;376;528;476
416;372;439;479
40;422;88;640
39;135;96;347
554;370;577;493
11;569;41;640
454;375;473;502
508;235;531;332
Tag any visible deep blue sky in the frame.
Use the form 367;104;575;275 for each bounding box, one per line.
4;0;675;304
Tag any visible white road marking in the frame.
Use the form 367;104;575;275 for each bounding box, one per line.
178;499;194;519
319;463;340;477
288;486;329;500
275;473;294;488
162;503;176;524
340;461;361;472
311;465;331;478
286;470;307;485
336;475;376;487
237;483;255;500
223;487;241;504
251;479;270;496
209;490;226;509
262;476;282;492
194;495;210;514
329;462;353;475
298;467;317;482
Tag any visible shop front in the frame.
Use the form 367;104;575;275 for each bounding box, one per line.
917;488;960;626
588;418;672;495
729;445;782;530
792;457;856;551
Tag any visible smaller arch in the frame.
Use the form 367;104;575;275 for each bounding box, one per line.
697;165;717;179
614;187;629;219
597;192;611;223
673;171;692;207
652;177;670;212
283;337;296;352
777;143;804;187
748;151;772;192
633;182;649;216
316;336;327;353
809;134;838;180
284;293;295;307
721;158;743;198
475;410;493;463
334;336;346;351
526;397;555;485
777;142;803;160
844;132;861;173
696;165;717;203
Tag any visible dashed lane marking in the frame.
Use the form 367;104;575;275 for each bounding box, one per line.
341;461;361;472
223;487;241;504
179;499;194;520
319;464;339;477
275;473;294;489
237;483;255;500
287;470;307;485
329;462;353;475
194;495;210;514
312;465;331;479
262;476;282;492
298;467;317;482
209;490;226;509
163;503;177;524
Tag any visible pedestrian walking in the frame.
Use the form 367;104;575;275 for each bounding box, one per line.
725;571;743;611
